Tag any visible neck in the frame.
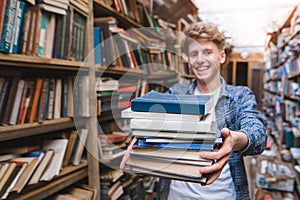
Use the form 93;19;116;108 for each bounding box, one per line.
196;76;222;94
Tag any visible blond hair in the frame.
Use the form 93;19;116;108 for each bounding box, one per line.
182;22;226;53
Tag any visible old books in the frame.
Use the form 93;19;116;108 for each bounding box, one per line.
122;91;220;183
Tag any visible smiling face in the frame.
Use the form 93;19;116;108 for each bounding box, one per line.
188;39;226;92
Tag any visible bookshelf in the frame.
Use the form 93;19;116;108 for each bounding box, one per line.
259;3;300;198
0;0;100;199
92;0;201;199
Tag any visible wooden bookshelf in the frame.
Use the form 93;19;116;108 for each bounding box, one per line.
259;3;300;198
9;162;88;200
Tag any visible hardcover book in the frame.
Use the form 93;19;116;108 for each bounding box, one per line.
131;90;213;115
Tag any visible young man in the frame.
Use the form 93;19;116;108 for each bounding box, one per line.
121;22;267;199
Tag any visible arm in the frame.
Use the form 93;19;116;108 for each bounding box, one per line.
199;87;267;185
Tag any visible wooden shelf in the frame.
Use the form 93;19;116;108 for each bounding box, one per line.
0;53;88;71
96;66;144;78
264;89;281;96
9;162;88;200
93;0;142;29
0;118;79;141
143;71;178;81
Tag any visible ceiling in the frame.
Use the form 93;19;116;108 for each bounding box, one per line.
194;0;299;53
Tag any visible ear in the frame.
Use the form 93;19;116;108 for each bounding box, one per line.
219;51;226;64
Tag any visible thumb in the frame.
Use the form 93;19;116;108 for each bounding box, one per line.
119;137;137;170
221;128;231;137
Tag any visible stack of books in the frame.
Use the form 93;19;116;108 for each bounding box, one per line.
121;90;221;184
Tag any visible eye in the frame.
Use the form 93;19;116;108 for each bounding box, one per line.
204;50;212;55
189;51;198;57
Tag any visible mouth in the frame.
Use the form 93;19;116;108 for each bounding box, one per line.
194;66;209;72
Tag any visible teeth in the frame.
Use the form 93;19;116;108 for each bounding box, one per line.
196;66;209;71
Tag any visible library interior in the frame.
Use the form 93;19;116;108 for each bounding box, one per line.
1;0;300;199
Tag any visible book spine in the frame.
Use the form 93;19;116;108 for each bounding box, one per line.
0;0;17;53
37;11;47;57
12;0;25;54
0;0;8;44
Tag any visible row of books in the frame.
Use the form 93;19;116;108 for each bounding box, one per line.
121;90;219;183
256;158;296;193
0;76;75;125
100;168;144;200
52;184;97;200
93;17;178;74
0;0;86;61
0;129;88;199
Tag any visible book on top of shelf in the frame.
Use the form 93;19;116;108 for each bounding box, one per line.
131;90;214;115
40;139;68;181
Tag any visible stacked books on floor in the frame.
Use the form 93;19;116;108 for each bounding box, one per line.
121;90;222;184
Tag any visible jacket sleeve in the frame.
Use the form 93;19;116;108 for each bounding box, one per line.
235;87;267;156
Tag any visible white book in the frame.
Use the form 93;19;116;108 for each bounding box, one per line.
70;129;88;165
38;3;67;15
40;139;68;181
44;13;56;58
80;76;89;117
130;114;214;133
9;79;25;125
122;107;203;121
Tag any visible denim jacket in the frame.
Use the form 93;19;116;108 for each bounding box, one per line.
156;78;267;200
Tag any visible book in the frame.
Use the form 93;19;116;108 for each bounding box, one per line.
130;147;213;161
126;157;205;179
9;79;25;125
131;129;216;140
130;154;212;166
130;113;215;133
40;139;68;181
131;90;213;115
68;187;94;200
62;130;77;167
70;129;88;165
28;149;54;185
122;107;204;121
136;138;217;151
10;157;40;193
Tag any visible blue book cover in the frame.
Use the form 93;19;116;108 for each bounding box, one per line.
12;0;25;54
131;90;213;115
136;139;214;151
0;0;18;53
94;27;102;64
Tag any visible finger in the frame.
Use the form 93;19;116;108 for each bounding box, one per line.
119;137;138;169
199;156;229;174
119;151;131;169
205;170;222;185
199;145;231;160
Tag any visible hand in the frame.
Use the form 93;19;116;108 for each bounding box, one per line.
119;137;137;170
198;128;234;185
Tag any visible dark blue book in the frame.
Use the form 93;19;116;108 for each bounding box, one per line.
131;90;213;115
136;139;215;151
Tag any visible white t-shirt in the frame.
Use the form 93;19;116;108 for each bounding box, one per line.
167;87;236;200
